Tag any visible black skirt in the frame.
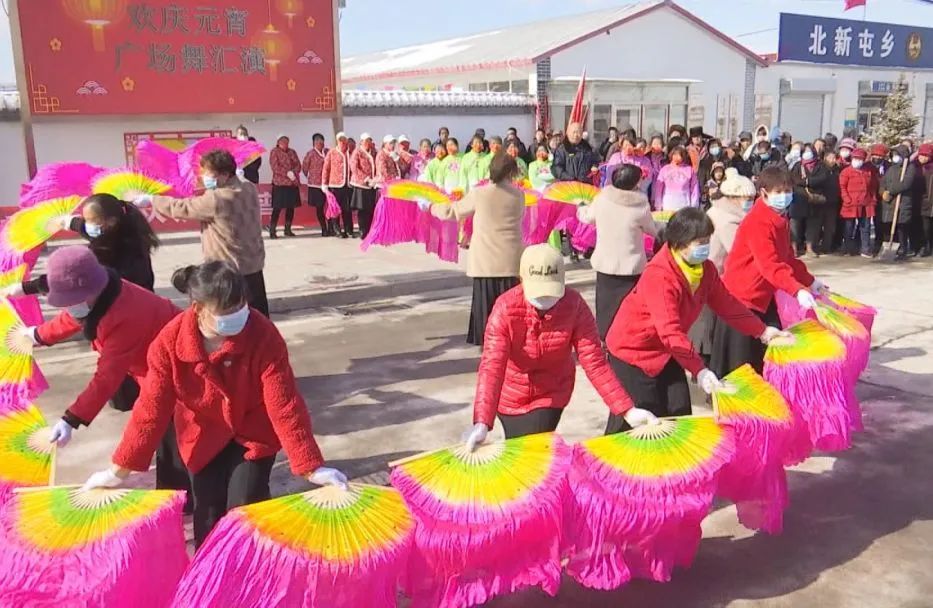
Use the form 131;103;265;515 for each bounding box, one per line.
308;186;326;208
468;277;519;346
498;408;563;439
709;298;780;377
271;185;300;210
596;272;640;340
605;356;691;434
351;186;378;211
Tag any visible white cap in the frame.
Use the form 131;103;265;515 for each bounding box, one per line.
360;132;372;141
276;133;288;141
398;134;410;143
335;131;347;141
383;134;396;144
520;244;566;300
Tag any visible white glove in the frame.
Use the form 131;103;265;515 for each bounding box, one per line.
760;326;791;345
307;466;349;491
697;368;724;395
1;283;25;298
49;419;74;447
286;170;297;181
321;185;329;193
133;194;153;208
796;289;817;310
80;468;125;492
810;279;829;296
463;423;489;452
416;199;432;212
623;407;660;428
235;168;245;179
54;215;73;231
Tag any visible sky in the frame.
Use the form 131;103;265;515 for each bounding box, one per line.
2;0;933;84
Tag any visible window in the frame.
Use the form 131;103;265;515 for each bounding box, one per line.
510;80;529;94
468;83;488;92
615;107;639;133
669;105;687;130
642;106;667;138
592;105;612;145
489;81;510;92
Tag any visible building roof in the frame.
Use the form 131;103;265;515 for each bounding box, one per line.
341;0;766;84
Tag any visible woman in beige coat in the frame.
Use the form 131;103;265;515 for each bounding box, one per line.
427;153;525;345
690;167;757;362
577;163;659;339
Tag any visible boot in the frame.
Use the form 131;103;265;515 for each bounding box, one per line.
806;245;821;258
922;244;932;258
284;224;297;237
269;225;278;239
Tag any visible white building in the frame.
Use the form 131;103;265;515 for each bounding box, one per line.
342;0;933;144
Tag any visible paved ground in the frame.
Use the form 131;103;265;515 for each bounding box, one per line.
33;231;933;608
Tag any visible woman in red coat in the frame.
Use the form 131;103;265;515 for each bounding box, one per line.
711;167;827;377
81;261;346;547
462;244;659;450
11;246;189;495
838;148;877;257
606;209;785;434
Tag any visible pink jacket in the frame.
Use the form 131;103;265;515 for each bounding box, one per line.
301;147;327;188
350;147;377;189
605;152;653;194
652;163;699;211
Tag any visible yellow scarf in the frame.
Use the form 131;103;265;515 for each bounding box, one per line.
672;249;704;294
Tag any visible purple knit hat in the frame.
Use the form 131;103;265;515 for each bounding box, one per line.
46;246;108;308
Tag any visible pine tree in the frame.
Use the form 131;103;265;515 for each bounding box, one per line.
865;77;919;146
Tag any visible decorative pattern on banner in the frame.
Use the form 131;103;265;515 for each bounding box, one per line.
778;13;931;69
17;0;337;115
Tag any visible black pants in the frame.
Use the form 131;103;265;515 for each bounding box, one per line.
923;217;933;252
309;187;328;235
331;186;354;235
498;408;563;439
595;272;639;341
355;188;379;239
243;271;270;318
190;442;275;548
605;356;690;434
269;207;295;232
790;217;806;253
156;423;191;498
807;205;837;252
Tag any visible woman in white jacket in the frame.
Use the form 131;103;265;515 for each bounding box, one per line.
578;163;659;339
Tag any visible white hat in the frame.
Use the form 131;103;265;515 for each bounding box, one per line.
719;167;756;198
383;134;397;144
520;244;566;300
360;132;372;141
398;134;410;143
276;133;288;141
335;131;347;140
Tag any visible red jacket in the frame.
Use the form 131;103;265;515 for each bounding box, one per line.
350;147;377;189
321;147;351;188
473;286;633;428
838;165;878;219
36;278;180;426
301;147;327;188
607;245;766;377
113;308;324;475
270;147;301;187
722;200;815;313
376;150;400;183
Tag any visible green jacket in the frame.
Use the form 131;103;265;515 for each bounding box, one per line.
460;150;488;191
528;159;555;191
420;156;446;189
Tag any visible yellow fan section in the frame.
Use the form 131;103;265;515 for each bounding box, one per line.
714;364;791;424
0;404;51;487
3;197;82;254
0;298;35;388
0;265;28;291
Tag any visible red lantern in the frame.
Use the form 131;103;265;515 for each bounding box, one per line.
275;0;303;28
253;24;293;82
61;0;125;53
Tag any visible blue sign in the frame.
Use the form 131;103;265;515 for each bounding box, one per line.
778;13;932;69
870;81;896;94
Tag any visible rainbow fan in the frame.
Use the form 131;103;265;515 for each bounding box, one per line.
542;181;599;205
814;303;870;432
764;319;851;457
0;404;52;495
0;488;187;607
390;433;571;608
0;298;46;410
825;292;877;333
714;365;799;534
91;169;173;201
173;484;414;608
384;180;452;205
19;162;105;208
0;196;81;259
0;265;28;292
564;418;735;589
652;210;676;224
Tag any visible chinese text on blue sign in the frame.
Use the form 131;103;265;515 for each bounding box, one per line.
778;13;931;70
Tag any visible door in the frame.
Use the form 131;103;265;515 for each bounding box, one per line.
614;106;640;134
779;94;824;142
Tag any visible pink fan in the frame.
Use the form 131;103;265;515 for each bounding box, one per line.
324;190;341;220
137;137;265;196
19;163;105;208
362;192;461;264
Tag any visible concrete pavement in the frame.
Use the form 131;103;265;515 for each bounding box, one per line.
31;231;933;607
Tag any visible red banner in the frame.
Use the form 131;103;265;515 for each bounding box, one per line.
16;0;337;116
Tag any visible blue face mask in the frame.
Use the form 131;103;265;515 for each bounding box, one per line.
802;151;815;161
766;192;793;211
685;244;711;265
758;151;770;159
742;199;755;212
67;302;91;319
85;222;103;239
202;175;219;190
213;305;250;337
709;146;721;156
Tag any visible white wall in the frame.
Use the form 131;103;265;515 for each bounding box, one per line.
756;62;933;138
344;112;534;147
548;6;752;136
0;121;29;204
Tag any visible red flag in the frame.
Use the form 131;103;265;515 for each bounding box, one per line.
568;67;588;130
844;0;867;10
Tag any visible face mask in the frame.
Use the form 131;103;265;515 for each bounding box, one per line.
758;151;770;159
892;155;903;164
67;302;91;319
685;244;710;265
85;222;103;238
709;146;721;156
742;199;755;212
528;296;560;311
851;159;864;169
839;148;851;159
202;175;218;190
212;305;250;337
766;192;793;211
802;151;815;161
236;135;247;141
